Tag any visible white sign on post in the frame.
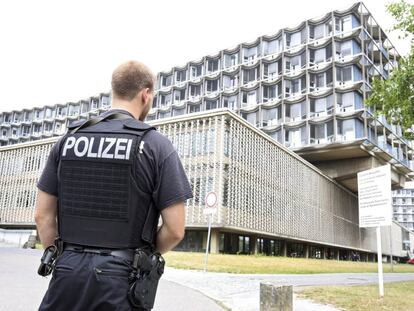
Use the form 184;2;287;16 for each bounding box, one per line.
203;192;217;272
357;164;392;298
357;164;392;228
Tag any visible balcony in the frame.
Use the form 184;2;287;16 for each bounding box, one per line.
336;133;356;142
336;105;355;114
310;135;334;145
262;118;279;128
31;131;42;138
309;109;333;118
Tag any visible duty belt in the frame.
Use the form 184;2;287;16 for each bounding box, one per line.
64;243;134;261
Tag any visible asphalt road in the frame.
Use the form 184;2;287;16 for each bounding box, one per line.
0;247;224;311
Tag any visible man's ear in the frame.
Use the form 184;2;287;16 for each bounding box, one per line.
140;88;150;104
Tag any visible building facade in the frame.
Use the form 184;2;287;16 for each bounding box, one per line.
147;2;412;178
393;182;414;233
0;3;412;179
0;2;413;259
0;93;111;146
1;110;413;260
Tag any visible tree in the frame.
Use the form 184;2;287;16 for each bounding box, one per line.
365;0;414;139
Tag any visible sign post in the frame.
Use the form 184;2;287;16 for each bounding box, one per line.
357;164;392;298
203;191;217;272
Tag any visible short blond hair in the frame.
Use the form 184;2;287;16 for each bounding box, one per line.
111;61;155;101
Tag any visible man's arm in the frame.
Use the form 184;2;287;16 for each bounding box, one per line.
34;190;58;248
155;201;185;254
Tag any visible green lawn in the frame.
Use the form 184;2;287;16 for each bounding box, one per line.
163;252;414;274
298;281;414;311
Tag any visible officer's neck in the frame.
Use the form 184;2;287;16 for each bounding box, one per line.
111;100;144;120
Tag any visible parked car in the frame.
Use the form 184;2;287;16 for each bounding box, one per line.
407;258;414;265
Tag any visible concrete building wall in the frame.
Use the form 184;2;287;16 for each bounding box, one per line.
1;109;411;258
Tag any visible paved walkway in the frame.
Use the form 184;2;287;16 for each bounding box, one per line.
163;268;414;311
3;246;413;310
0;247;223;311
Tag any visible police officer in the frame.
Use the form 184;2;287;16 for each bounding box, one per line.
35;61;193;310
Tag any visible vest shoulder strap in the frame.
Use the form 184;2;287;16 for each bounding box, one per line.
123;119;156;132
67;112;132;134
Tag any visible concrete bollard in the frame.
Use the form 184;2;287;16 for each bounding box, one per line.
260;282;293;311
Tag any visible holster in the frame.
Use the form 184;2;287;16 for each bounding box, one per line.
127;249;165;310
37;238;62;276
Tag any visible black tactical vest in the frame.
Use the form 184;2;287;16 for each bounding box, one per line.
57;111;157;249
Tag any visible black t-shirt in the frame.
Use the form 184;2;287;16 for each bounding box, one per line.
37;109;193;212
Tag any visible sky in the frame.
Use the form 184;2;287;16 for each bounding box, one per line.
0;0;412;113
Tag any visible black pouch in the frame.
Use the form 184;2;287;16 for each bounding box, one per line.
128;252;165;309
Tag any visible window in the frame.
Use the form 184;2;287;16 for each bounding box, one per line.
336;15;359;33
44;122;53;133
173;108;185;116
336;66;353;82
80;102;89;114
33;124;41;134
68;105;80;116
337;92;362;112
339;41;352;57
286;101;306;121
101;96;110;107
159;93;172;107
90;99;98;110
285;31;302;47
158;110;171;119
23;111;33;122
189;84;201;97
241;111;258;126
263;39;281;55
262;107;281;126
175;70;187;82
243;67;259;84
314;48;326;64
223;95;238;110
206;100;218;110
285;53;306;73
310;23;326;40
13;113;21;123
263;85;278;101
22;126;30;136
174;89;186;102
242;90;258;106
190;65;202;78
146;114;156;121
285;127;306;147
310;44;332;65
207;59;219;73
270;130;283;143
223;75;239;89
263;62;278;78
205;79;219;93
56;107;67;117
310;121;334;143
285;76;305;96
224;52;239;68
337;119;355;141
310;95;334;116
161;74;172;87
243;46;259;62
188;104;201;113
